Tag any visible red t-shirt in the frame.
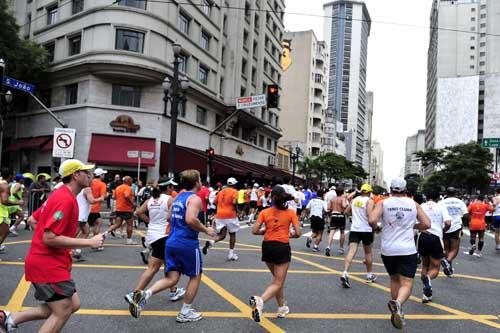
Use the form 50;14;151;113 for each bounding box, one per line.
25;185;79;283
197;186;210;213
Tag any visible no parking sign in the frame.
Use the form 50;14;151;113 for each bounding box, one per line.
53;128;76;158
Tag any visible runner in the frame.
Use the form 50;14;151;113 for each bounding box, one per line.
0;159;104;333
124;183;185;309
295;186;305;223
305;189;327;252
202;177;239;261
440;187;469;276
0;179;24;253
249;185;301;322
493;188;500;252
325;187;349;256
237;184;247;220
197;182;211;225
467;195;493;257
88;168;108;239
73;186;104;260
107;174;121;227
341;184;377;288
128;170;216;322
418;187;452;303
107;176;137;245
248;183;259;224
368;177;431;330
7;174;26;236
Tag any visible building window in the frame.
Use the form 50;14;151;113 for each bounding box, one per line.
251;67;257;84
40;89;52;108
45;42;55;62
65;83;78;105
179;12;190;35
470;45;475;50
480;23;486;28
470;65;475;69
199;65;208;84
223;15;228;35
116;29;144;53
258;135;264;147
243;30;249;49
196;106;208;125
178;100;186;118
68;34;81;56
112;84;141;107
47;5;58;25
117;0;146;10
221;46;226;63
470;36;475;40
219;77;224;95
267;138;272;150
242;58;247;76
245;1;251;19
200;31;210;51
201;0;212;16
470;17;476;21
480;52;486;57
178;54;187;73
72;0;84;14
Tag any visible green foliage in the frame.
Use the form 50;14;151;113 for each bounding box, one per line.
297;153;368;185
404;173;422;195
415;148;443;169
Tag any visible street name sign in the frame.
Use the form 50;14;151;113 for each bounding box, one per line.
127;150;139;158
482;138;500;148
140;151;154;159
53;128;76;158
236;94;266;110
3;76;36;94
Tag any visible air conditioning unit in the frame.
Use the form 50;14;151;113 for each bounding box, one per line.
268;155;276;166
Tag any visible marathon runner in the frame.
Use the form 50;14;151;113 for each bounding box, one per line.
369;178;431;330
418;187;451;303
248;183;259;223
325;187;349;256
250;185;301;322
202;177;239;261
493;188;500;252
305;189;327;252
467;195;493;257
74;185;104;259
341;184;377;288
128;170;216;322
107;176;137;245
0;159;104;333
0;179;24;253
440;187;469;276
88;168;108;240
7;174;25;236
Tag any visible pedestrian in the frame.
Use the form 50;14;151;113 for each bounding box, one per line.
325;186;349;256
0;179;24;253
107;176;137;245
305;189;327;252
492;188;500;252
128;170;216;322
28;174;50;217
0;159;104;333
368;177;431;330
250;185;301;322
7;174;26;236
467;194;493;257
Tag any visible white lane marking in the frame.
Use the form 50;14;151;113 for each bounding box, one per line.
462;229;495;239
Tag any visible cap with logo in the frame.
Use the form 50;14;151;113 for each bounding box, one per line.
227;177;238;185
94;168;108;176
360;184;373;193
390;177;407;193
59;159;95;178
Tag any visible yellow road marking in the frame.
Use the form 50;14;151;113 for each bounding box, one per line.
5;274;31;312
202;274;285;333
2;240;31;245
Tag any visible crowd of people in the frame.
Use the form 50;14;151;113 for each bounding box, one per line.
0;160;499;332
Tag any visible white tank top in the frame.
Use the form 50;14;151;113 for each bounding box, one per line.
351;196;372;232
250;189;258;201
381;197;418;256
493;196;500;216
77;189;90;222
421;201;450;239
145;194;170;246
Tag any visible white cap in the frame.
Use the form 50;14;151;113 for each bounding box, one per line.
253;183;259;188
227;177;238;185
94;168;108;176
258;187;264;191
390;177;407;193
330;186;336;191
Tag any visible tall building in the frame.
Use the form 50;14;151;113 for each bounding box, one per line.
5;0;288;181
279;30;328;157
405;130;425;176
362;91;373;173
370;140;384;187
426;0;500;153
323;0;371;165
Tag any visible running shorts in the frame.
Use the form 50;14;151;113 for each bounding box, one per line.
329;214;346;231
310;216;325;232
237;203;246;212
7;205;21;215
207;208;216;216
417;232;444;259
215;218;240;233
165;246;202;277
116;211;133;220
249;201;258;209
33;280;76;303
381;253;418;278
261;241;291;264
78;221;88;228
349;231;374;246
87;213;101;226
493;216;500;229
151;236;167;260
443;228;462;241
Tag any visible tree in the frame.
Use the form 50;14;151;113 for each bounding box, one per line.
415;148;443;169
405;173;422;196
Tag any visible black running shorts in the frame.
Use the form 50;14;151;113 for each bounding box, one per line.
87;213;101;226
262;241;291;264
329;214;346;231
249;201;258;209
381;254;418;278
116;211;133;220
349;231;374;246
443;228;462;241
310;216;325;232
417;232;444;259
151;236;167;260
33;280;76;303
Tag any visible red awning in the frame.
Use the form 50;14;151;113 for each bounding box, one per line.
5;136;52;152
41;138;53;152
88;134;156;167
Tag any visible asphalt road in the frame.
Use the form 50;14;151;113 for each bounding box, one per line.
1;219;499;333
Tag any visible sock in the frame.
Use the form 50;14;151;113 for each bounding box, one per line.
343;270;348;277
478;240;484;251
181;303;192;314
427;275;432;287
144;289;152;300
470;239;476;246
5;312;16;327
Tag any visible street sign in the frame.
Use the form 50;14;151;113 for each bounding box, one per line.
140;151;154;159
482;138;500;148
52;127;76;158
236;94;266;110
127;150;139;158
3;76;36;94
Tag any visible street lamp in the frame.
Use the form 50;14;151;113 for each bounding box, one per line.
162;44;189;179
0;58;14;167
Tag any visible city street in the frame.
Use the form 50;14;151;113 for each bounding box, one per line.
1;220;499;333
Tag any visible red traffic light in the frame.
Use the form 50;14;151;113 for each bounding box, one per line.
268;86;278;94
207;148;215;156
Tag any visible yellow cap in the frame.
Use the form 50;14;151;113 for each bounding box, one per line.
36;173;52;181
59;159;95;178
360;184;373;193
23;173;35;181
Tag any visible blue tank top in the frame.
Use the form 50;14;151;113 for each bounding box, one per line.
166;191;199;249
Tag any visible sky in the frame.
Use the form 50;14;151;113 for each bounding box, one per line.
284;0;433;185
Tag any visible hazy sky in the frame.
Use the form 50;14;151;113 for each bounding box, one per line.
284;0;433;185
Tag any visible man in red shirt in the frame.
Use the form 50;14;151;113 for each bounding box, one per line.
467;194;493;257
197;182;211;225
0;159;104;333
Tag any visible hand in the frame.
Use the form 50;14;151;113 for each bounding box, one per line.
205;227;216;238
88;234;105;249
18;200;24;206
373;226;382;234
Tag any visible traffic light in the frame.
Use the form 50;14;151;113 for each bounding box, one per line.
267;84;280;108
207;147;215;159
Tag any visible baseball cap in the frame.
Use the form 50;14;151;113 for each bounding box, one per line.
94;168;108;176
330;186;336;191
360;184;373;193
15;173;24;181
253;183;259;188
59;159;95;178
159;178;178;186
227;177;238;185
390;177;407;193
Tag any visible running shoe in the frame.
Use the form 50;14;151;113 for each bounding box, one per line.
325;247;331;257
388;300;405;329
249;296;264;322
306;237;312;248
96;247;104;252
73;249;82;260
366;274;377;283
0;246;5;253
202;240;213;255
422;293;433;303
126;239;138;245
141;236;147;248
277;304;290;318
441;258;452;277
338;248;345;255
8;227;18;237
421;275;431;290
341;272;351;288
0;310;17;333
124;292;134;305
312;246;320;252
474;252;483;258
129;290;147;318
169;288;186;302
176;308;203;323
228;253;239;261
469;244;476;256
140;250;149;265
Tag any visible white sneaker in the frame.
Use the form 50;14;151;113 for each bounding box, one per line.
73;249;82;259
9;227;18;236
338;248;345;255
176;308;203;323
0;245;5;253
126;239;138;245
228;253;239;261
277;305;290;318
169;288;186;302
249;296;264;322
96;247;104;252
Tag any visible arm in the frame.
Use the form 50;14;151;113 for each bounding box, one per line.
344;199;352;216
0;191;23;206
135;200;149;223
84;188;102;205
368;201;383;229
43;230;104;249
415;204;431;231
252;213;265;235
185;195;215;236
290;213;301;238
443;219;452;232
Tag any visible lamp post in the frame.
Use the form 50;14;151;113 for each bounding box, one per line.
0;58;13;167
162;44;189;179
